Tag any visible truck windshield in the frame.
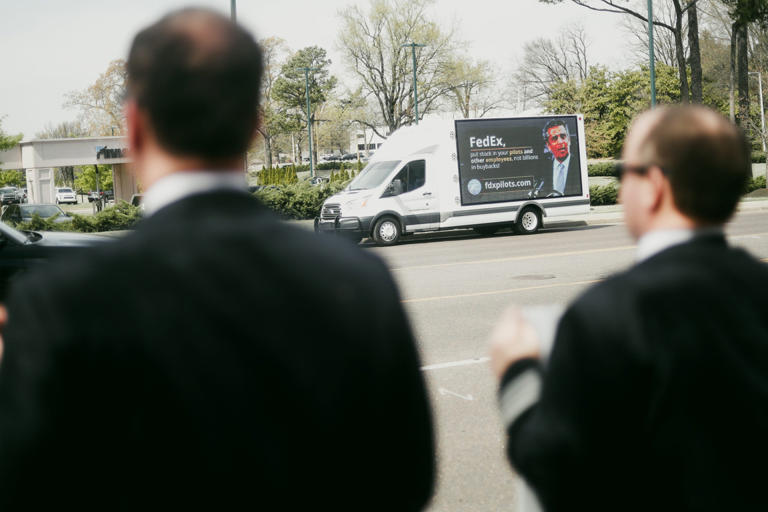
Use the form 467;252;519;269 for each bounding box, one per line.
347;160;400;191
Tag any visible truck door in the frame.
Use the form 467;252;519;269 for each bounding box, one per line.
385;159;439;230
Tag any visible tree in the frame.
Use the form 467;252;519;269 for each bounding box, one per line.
0;117;22;153
74;164;113;193
64;59;126;136
720;0;768;127
255;37;289;169
338;0;456;136
315;100;354;155
545;63;681;157
623;1;682;68
443;57;500;118
542;0;702;103
272;46;337;164
0;171;25;187
514;24;591;106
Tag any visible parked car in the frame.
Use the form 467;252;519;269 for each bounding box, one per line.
0;187;20;205
341;153;357;161
309;176;330;186
129;194;144;208
1;204;73;225
88;190;113;202
55;187;77;205
0;221;112;299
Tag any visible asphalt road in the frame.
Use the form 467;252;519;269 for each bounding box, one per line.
364;210;768;512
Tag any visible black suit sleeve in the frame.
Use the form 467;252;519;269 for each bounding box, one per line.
498;287;652;509
357;256;436;509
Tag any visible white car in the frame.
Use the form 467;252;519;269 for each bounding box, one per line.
55;187;77;205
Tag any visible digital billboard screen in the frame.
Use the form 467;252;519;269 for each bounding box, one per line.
454;116;583;206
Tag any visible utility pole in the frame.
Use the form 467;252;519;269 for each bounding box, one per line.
401;42;426;125
648;0;656;107
300;67;319;178
230;0;236;22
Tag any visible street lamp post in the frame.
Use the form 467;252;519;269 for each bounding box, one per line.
300;67;319;178
648;0;656;107
401;42;426;125
230;0;236;22
749;71;767;152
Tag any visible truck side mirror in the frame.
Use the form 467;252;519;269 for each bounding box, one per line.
392;179;404;196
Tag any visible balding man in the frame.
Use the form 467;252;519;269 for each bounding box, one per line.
0;9;434;510
490;105;768;510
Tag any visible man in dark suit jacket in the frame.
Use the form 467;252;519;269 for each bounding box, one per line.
0;9;434;511
490;105;766;510
537;120;582;197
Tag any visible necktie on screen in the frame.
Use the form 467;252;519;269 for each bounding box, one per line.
557;163;566;193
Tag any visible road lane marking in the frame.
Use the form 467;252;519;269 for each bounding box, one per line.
391;245;636;272
391;230;768;273
422;357;490;371
438;387;475;401
404;279;601;304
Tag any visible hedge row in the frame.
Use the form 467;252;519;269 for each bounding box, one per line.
587;175;766;206
253;180;351;220
268;161;365;173
588;185;619;206
587;162;619;177
14;201;142;233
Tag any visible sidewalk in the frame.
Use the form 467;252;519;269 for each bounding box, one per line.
550;194;768;228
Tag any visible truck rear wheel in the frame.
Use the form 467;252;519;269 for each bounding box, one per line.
515;207;541;235
372;216;401;246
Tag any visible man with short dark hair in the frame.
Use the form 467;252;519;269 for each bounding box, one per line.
491;105;768;510
541;119;581;196
0;9;434;510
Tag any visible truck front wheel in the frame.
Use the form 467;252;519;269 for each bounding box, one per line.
515;207;541;235
373;216;401;246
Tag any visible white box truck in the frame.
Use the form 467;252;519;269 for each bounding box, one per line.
316;115;590;246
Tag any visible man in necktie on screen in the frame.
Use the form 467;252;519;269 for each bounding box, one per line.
542;119;581;197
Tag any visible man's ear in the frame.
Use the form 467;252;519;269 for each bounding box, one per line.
124;99;143;156
646;165;668;213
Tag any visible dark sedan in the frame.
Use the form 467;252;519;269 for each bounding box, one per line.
1;204;73;225
0;221;113;299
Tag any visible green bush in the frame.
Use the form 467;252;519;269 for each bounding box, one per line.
258;166;298;185
751;151;766;163
14;201;142;233
745;175;767;193
253;179;352;220
588;161;619;177
589;184;619;206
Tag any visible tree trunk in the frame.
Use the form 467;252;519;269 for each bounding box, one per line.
264;134;273;169
687;2;703;103
673;2;689;103
737;22;750;128
730;24;737;122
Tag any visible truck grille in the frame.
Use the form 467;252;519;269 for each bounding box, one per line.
321;203;341;221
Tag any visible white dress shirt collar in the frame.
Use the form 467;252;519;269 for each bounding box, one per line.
143;171;248;217
636;226;724;262
552;154;571;193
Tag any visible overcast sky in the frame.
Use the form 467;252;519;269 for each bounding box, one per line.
0;0;636;139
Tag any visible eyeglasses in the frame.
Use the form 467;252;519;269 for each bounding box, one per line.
615;163;654;180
